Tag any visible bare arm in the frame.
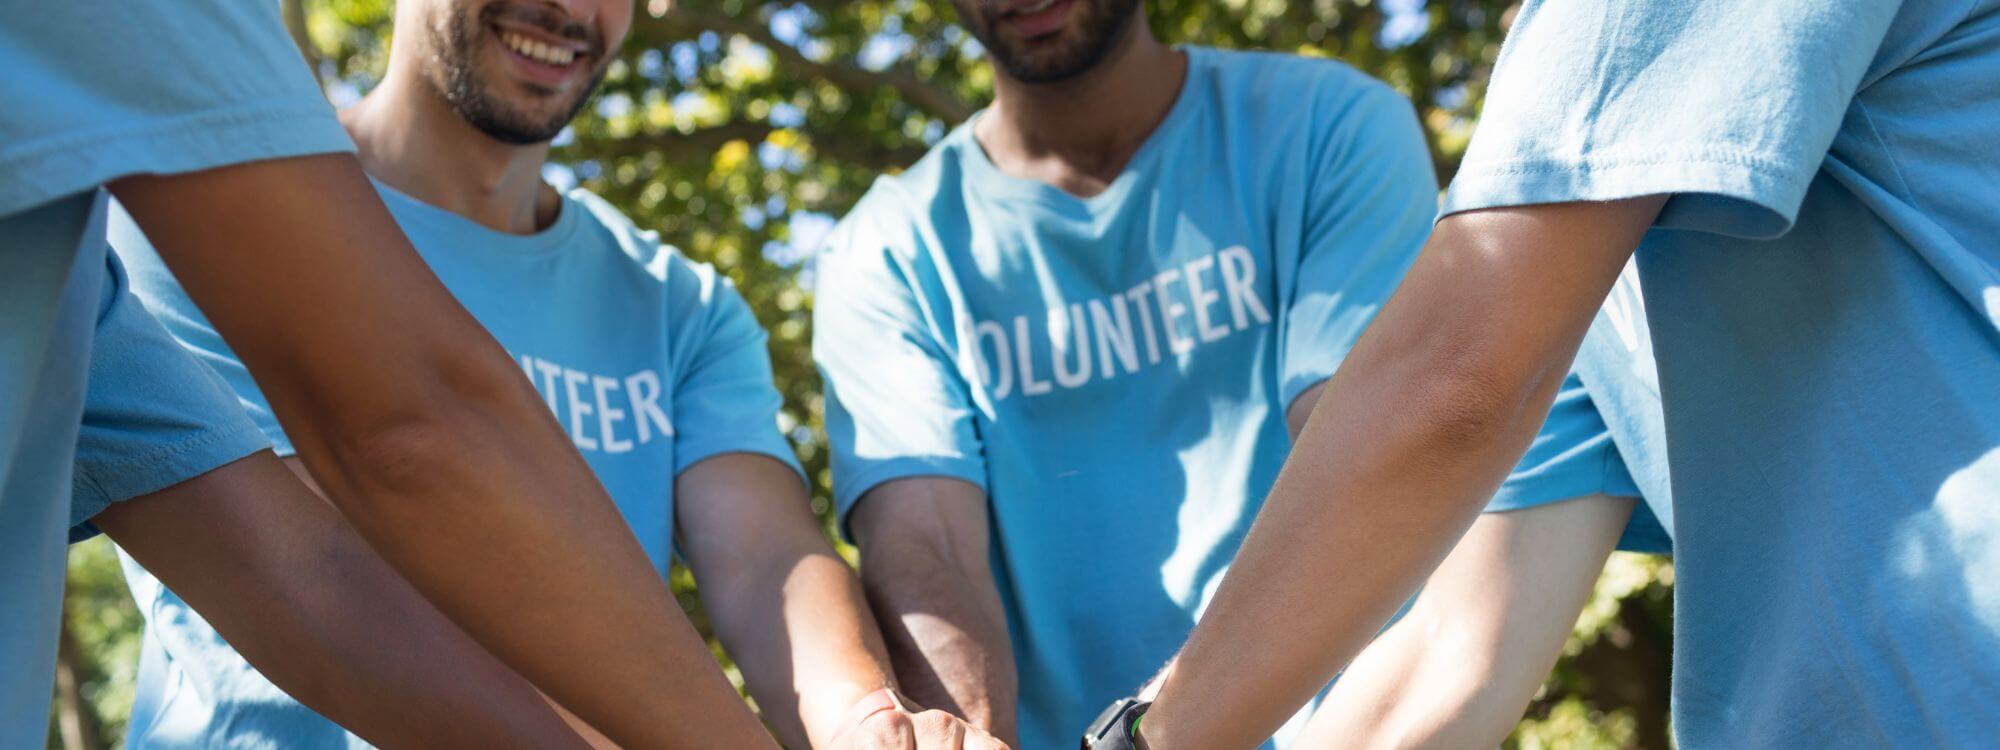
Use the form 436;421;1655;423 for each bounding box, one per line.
278;457;623;749
98;451;587;749
108;154;773;750
676;453;897;748
1140;197;1667;749
851;478;1019;746
1298;494;1636;748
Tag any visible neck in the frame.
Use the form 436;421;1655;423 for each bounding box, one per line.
340;72;559;235
976;22;1186;195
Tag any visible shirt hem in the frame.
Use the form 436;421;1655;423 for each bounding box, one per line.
0;100;353;218
1442;152;1816;240
69;422;270;542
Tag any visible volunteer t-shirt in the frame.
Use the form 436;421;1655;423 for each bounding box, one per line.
815;46;1657;750
1444;1;2000;744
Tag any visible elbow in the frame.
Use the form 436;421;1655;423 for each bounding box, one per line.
855;524;993;614
302;354;542;507
1381;331;1555;466
324;413;469;498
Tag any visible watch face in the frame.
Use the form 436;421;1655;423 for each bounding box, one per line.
1084;698;1137;747
1084;697;1148;749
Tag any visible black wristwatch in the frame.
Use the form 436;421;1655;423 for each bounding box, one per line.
1081;696;1151;750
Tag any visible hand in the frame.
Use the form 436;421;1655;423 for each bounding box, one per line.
829;689;1010;750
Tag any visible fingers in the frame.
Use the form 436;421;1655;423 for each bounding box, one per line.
837;708;1010;750
904;710;1010;750
837;709;915;750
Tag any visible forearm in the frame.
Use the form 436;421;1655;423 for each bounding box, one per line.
100;453;587;749
1152;360;1554;748
306;389;769;748
1141;200;1663;749
110;156;773;749
702;533;896;749
862;547;1018;743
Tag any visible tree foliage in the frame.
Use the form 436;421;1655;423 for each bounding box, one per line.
53;1;1673;748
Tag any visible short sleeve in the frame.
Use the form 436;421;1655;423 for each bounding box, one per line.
665;261;806;483
813;191;988;535
69;251;270;541
1443;0;1901;239
107;199;293;455
0;0;353;217
1487;372;1641;513
1278;82;1441;407
1486;371;1676;556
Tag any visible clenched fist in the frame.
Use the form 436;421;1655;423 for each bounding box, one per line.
829;689;1010;750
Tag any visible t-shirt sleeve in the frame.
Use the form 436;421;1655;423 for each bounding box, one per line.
1278;80;1441;408
813;193;987;535
1487;370;1676;556
69;250;270;542
1442;0;1901;239
665;261;806;483
0;0;352;218
106;199;293;456
1487;372;1642;513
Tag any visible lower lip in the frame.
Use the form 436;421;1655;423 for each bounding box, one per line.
495;30;580;88
1003;0;1076;38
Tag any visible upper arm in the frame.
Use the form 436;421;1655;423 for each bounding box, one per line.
674;453;821;577
107;154;530;466
1366;199;1666;444
849;477;994;584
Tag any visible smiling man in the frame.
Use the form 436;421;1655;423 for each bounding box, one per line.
812;1;1667;748
110;1;997;749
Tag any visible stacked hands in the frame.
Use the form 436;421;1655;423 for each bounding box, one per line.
830;689;1009;750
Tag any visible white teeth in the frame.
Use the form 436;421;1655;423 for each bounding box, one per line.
1018;0;1057;14
500;30;575;66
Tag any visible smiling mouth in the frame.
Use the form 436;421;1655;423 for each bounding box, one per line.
1005;0;1059;16
498;28;578;66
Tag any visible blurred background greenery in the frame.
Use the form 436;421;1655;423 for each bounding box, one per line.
51;1;1675;747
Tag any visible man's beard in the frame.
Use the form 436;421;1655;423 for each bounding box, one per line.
958;0;1142;84
429;2;607;145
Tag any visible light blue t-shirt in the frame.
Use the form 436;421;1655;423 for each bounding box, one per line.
0;1;348;746
110;180;805;749
814;47;1657;750
1444;1;2000;745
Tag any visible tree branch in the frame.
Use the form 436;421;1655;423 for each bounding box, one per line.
574;120;779;163
573;119;927;172
55;615;104;750
637;6;974;124
281;0;325;87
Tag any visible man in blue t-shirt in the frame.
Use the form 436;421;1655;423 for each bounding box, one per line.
1140;2;2000;749
113;1;995;749
811;1;1668;747
3;1;781;747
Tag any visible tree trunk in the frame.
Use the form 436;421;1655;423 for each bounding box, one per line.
54;615;104;750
